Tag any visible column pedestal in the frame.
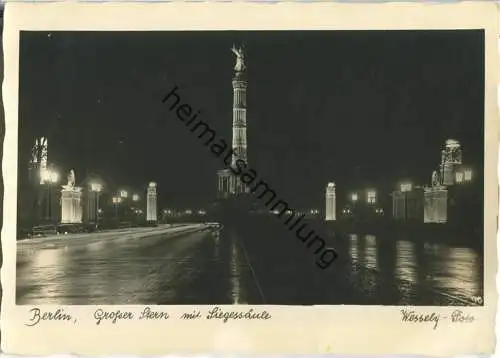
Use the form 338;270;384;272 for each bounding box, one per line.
61;186;83;224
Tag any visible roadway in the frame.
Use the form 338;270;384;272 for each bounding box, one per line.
16;223;483;305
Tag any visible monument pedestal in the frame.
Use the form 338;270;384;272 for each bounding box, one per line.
61;186;83;224
424;186;448;223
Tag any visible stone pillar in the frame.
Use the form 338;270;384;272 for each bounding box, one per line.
61;186;83;224
147;182;157;222
325;182;336;221
424;186;448;223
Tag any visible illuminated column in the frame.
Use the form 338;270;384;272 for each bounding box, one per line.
230;45;249;194
325;182;336;221
231;78;247;166
147;182;157;222
217;45;250;197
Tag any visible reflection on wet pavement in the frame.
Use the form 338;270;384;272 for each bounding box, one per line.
17;224;483;306
345;233;483;305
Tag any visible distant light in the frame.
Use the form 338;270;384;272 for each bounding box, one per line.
367;189;376;204
112;196;122;204
400;183;412;192
455;172;464;183
132;194;140;201
464;169;472;182
327;182;335;188
351;193;358;202
41;169;59;185
185;209;193;215
149;182;157;188
50;171;59;184
90;182;102;192
445;139;460;149
120;190;128;198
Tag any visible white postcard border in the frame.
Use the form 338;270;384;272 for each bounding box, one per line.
1;2;498;356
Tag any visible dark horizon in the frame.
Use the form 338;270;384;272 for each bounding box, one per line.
18;30;485;209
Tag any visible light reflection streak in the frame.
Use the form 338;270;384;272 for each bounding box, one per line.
433;247;480;299
364;234;378;271
229;239;242;304
24;248;65;304
349;234;359;265
395;240;417;298
213;230;220;260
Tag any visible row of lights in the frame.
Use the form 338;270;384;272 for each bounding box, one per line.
342;207;384;215
163;209;207;215
340;169;474;204
349;189;377;204
112;190;141;205
271;209;320;215
41;173;143;204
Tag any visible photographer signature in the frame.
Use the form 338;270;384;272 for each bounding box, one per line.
401;309;475;329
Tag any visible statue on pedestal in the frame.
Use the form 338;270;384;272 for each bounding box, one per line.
66;169;76;188
60;169;82;224
431;170;439;187
231;45;246;72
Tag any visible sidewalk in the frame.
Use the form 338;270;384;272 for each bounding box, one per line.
17;223;208;246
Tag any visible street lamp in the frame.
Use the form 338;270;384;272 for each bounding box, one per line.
400;183;412;192
112;196;122;220
89;182;102;223
41;168;59;222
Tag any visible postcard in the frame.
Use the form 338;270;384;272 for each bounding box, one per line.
1;1;498;355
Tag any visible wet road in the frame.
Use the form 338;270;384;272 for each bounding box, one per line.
16;223;483;305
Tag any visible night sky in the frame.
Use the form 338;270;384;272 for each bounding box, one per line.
18;30;484;209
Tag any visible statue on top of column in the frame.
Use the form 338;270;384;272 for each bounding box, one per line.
67;169;76;188
231;45;246;72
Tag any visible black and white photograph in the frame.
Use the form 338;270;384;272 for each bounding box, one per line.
3;2;499;357
15;28;486;306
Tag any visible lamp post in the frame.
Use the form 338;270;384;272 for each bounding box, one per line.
41;168;59;223
112;196;122;220
350;192;358;218
400;182;412;220
90;182;102;223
